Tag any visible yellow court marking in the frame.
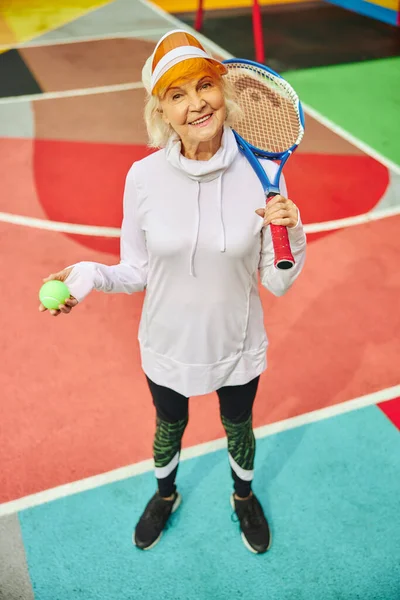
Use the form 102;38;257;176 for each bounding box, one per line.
0;0;114;48
365;0;399;10
152;0;306;12
0;15;17;45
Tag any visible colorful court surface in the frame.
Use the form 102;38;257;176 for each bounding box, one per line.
0;0;399;598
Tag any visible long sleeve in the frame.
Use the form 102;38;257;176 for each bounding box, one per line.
65;166;148;303
258;174;306;297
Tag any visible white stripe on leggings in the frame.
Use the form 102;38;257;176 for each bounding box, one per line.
154;451;180;480
228;453;254;482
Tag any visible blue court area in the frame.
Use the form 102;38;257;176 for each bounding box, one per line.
19;406;400;600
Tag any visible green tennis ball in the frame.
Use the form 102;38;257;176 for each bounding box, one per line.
39;280;70;310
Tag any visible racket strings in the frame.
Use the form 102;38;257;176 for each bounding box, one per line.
225;64;303;154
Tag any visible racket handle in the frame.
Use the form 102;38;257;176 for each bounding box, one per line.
267;192;295;270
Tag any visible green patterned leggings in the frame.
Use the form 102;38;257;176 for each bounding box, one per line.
147;376;259;498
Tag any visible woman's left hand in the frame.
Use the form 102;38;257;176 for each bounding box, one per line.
255;195;299;229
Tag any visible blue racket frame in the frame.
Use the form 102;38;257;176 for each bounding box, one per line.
222;58;305;196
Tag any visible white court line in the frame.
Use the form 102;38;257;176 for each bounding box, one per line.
0;384;398;517
303;205;400;234
0;81;144;105
1;204;400;237
0;28;170;51
0;213;121;236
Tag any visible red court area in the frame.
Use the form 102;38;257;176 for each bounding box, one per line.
1;132;399;504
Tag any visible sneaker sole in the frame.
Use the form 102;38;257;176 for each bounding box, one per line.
230;494;272;555
133;492;182;551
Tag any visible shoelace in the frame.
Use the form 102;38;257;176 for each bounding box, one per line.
146;496;175;525
234;497;264;528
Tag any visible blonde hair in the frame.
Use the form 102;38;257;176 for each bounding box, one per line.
141;56;242;149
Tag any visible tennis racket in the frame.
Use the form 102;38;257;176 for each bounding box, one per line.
223;58;305;270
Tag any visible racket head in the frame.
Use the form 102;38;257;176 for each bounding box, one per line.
222;58;305;159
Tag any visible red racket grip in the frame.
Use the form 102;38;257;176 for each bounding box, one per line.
267;193;295;270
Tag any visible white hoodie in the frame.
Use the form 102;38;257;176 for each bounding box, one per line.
65;127;306;397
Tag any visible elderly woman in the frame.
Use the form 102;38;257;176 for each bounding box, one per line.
39;30;306;554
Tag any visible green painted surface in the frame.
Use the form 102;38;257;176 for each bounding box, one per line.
284;57;400;165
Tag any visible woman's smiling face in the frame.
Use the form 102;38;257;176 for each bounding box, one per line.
159;74;227;150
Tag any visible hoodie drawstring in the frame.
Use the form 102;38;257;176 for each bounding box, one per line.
189;175;226;277
189;181;201;277
217;174;226;253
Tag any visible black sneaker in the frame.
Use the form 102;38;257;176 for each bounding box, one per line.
133;491;181;550
231;493;271;554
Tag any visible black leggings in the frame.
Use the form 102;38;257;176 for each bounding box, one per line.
146;376;259;498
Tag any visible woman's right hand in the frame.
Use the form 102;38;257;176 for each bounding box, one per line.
39;267;78;317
